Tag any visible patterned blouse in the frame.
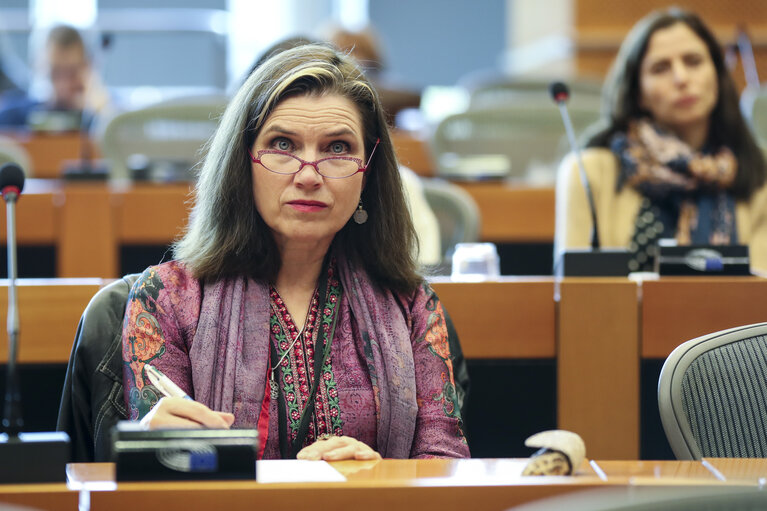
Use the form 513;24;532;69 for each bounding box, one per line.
121;260;469;459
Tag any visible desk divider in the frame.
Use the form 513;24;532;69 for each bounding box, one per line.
557;278;639;460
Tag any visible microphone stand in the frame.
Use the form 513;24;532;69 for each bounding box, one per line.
550;82;630;277
0;165;70;483
555;101;600;250
2;188;23;434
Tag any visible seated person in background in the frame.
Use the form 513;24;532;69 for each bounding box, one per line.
0;24;108;129
327;25;421;126
122;44;470;460
555;8;767;273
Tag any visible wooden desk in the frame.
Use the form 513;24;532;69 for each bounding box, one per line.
0;279;103;363
3;278;554;365
559;276;767;461
6;132;98;179
0;459;758;511
431;278;555;359
2;178;555;278
9;276;767;461
640;277;767;358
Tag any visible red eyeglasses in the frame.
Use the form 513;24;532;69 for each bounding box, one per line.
248;138;380;179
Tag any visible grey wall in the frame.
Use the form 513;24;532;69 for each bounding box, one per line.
369;0;506;88
95;0;228;90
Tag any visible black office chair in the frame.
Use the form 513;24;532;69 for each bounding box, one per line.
56;274;139;462
657;322;767;460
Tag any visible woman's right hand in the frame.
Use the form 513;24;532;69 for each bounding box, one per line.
139;396;235;430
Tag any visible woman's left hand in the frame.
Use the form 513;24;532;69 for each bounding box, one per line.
296;435;382;461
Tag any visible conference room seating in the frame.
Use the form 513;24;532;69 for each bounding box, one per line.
657;322;767;460
421;177;481;263
57;274;139;462
742;86;767;147
430;104;599;184
99;95;228;180
465;77;602;111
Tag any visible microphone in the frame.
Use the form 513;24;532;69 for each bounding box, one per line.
1;163;24;435
549;82;599;250
550;82;630;277
0;163;70;482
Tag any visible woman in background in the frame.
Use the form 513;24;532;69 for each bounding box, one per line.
555;8;767;273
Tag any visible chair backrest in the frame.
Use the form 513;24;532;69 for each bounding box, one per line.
743;86;767;147
431;104;599;183
100;95;228;180
658;322;767;460
421;178;480;261
57;274;140;462
467;77;602;111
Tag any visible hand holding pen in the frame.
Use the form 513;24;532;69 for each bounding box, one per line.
140;364;235;430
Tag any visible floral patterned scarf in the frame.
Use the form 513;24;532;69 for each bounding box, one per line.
610;119;738;272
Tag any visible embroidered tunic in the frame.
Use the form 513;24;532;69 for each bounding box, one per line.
121;260;469;459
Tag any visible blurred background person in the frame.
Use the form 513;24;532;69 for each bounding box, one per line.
0;24;109;130
555;8;767;274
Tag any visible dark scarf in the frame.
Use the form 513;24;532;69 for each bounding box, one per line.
610;119;738;272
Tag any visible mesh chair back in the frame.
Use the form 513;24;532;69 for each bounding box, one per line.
100;96;228;180
421;178;480;261
431;104;599;183
658;322;767;460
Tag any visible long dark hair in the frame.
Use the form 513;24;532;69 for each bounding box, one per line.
174;44;421;293
585;7;766;199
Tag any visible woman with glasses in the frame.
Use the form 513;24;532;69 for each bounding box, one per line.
121;44;469;460
555;8;767;273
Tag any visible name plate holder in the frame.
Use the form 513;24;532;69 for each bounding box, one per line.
655;242;750;276
112;421;259;481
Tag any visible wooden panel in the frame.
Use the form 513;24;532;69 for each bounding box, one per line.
0;192;56;244
0;485;77;511
57;184;117;278
0;280;101;363
431;279;555;359
391;129;436;177
558;278;639;460
577;0;767;28
575;0;767;91
114;183;192;244
454;183;555;242
12;132;99;179
66;458;747;511
641;277;767;358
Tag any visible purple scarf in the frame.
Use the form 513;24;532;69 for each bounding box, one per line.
187;258;418;458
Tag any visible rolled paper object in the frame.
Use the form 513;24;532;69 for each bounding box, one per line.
521;430;586;476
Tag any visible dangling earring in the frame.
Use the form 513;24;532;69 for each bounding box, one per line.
353;199;368;224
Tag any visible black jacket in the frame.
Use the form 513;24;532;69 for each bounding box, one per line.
56;274;138;462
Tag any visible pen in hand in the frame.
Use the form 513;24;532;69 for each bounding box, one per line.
145;363;192;400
